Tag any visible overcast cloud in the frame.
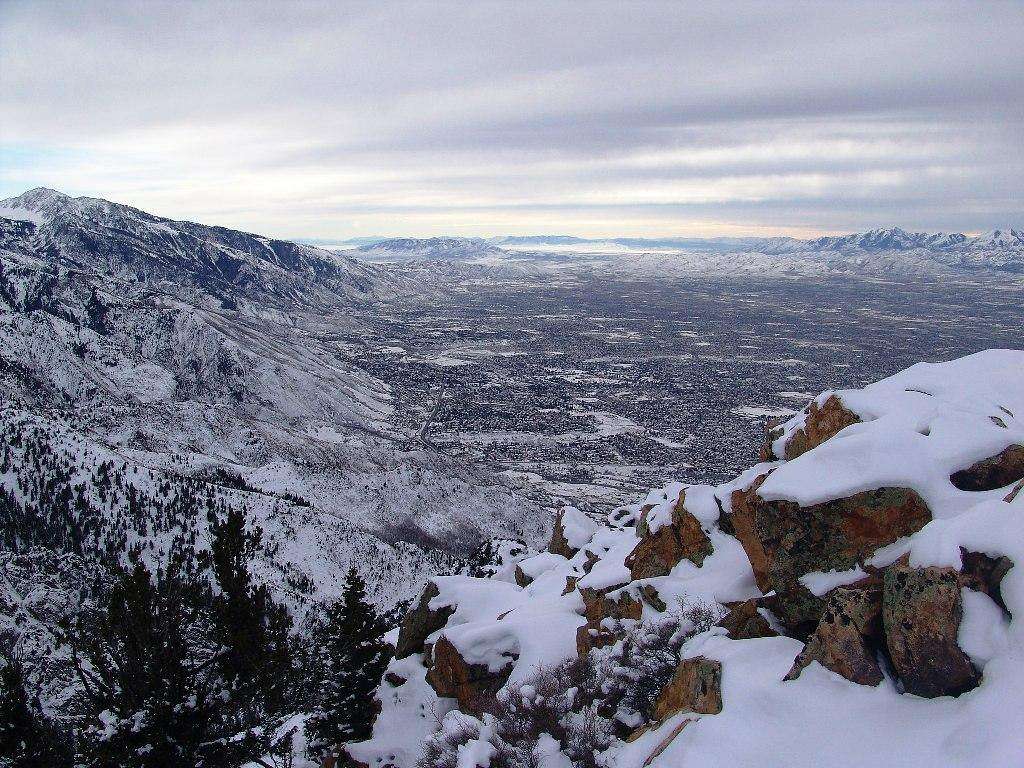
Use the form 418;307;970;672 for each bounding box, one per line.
1;0;1022;238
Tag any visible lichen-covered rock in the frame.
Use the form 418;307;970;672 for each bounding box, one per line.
883;561;979;698
394;581;456;659
950;444;1024;491
625;490;712;580
785;581;883;686
733;484;931;595
576;586;642;656
651;656;723;722
717;599;777;640
763;393;861;461
426;635;516;712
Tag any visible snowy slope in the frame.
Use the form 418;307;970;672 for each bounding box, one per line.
354;350;1024;768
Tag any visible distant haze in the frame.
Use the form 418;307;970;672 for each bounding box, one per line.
1;1;1022;239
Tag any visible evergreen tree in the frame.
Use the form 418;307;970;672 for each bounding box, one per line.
0;651;73;768
306;568;392;764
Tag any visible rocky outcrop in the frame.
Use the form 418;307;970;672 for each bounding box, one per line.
548;507;598;559
625;490;713;580
732;484;931;631
762;394;861;461
576;586;642;656
950;444;1024;491
651;656;723;722
394;581;456;659
717;599;777;640
882;561;979;697
426;635;516;712
785;580;883;686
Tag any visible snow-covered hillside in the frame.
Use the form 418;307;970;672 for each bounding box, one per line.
353;350;1024;768
0;189;548;616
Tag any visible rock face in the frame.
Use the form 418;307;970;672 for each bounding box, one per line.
548;507;597;559
426;635;516;712
576;586;643;656
651;656;723;722
625;490;713;580
786;581;883;686
716;599;777;640
394;582;456;659
732;485;932;597
950;444;1024;491
762;394;861;461
882;561;979;698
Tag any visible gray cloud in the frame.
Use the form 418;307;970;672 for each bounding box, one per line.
1;0;1022;237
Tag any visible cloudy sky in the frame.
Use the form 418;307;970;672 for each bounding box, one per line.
1;1;1022;239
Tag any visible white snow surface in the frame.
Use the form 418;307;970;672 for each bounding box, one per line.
355;350;1024;768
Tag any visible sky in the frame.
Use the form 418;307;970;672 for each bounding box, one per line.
1;1;1022;240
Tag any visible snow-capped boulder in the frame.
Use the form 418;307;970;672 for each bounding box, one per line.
394;581;458;659
763;392;861;461
426;635;517;713
949;443;1024;491
547;506;599;559
715;599;777;641
625;489;713;580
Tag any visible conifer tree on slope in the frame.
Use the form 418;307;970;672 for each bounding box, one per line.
306;567;392;764
0;651;73;768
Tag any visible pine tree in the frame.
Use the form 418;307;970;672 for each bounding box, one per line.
306;568;392;764
0;651;74;768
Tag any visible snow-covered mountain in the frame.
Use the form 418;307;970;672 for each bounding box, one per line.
0;189;548;618
355;237;508;263
353;349;1024;768
354;226;1024;279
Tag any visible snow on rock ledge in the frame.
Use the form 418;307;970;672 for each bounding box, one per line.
353;351;1024;768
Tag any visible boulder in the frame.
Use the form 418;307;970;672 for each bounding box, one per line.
883;561;979;697
426;635;516;713
576;586;642;656
625;490;713;580
785;581;883;686
732;484;931;595
950;444;1024;491
762;394;861;461
651;656;723;722
549;506;598;558
717;599;777;640
514;564;532;587
959;548;1013;613
394;581;456;659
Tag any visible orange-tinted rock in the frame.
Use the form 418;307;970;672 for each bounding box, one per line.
763;394;861;462
625;490;713;580
717;599;777;640
514;564;532;587
1005;478;1024;503
729;473;773;591
426;635;515;713
785;581;883;686
883;561;979;698
394;581;456;659
734;485;931;596
651;656;723;722
548;508;579;558
950;444;1024;491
